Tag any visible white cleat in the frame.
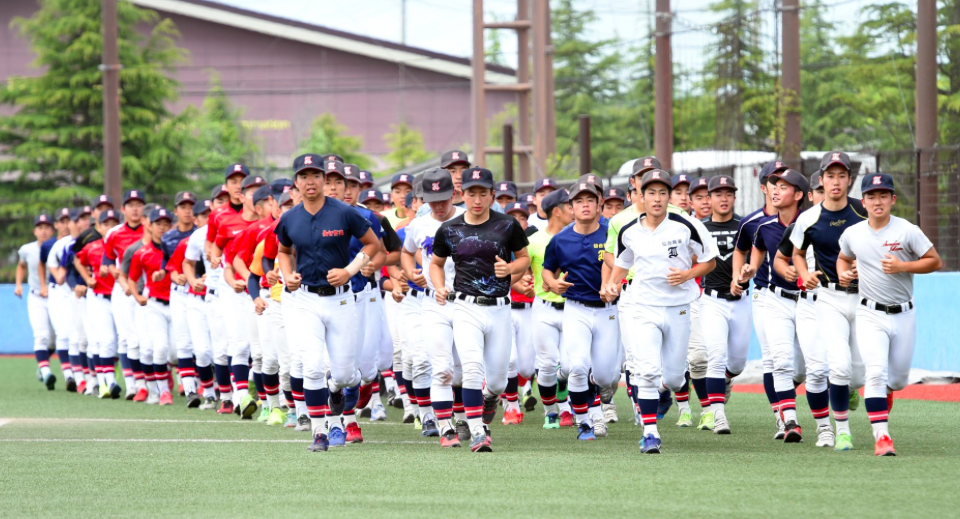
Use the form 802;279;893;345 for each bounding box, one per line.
602;403;618;424
370;403;387;421
713;409;731;435
774;417;786;440
145;393;160;405
593;420;608;438
815;424;836;448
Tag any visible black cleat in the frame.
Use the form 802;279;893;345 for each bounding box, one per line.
482;395;498;425
65;377;77;393
186;392;202;408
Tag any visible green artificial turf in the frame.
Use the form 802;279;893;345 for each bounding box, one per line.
1;357;958;518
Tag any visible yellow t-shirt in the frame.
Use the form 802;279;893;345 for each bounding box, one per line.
250;241;283;302
527;230;565;303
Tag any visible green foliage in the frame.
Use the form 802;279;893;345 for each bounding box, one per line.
383;122;432;173
297;114;372;170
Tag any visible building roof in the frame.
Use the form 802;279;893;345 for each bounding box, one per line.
131;0;516;84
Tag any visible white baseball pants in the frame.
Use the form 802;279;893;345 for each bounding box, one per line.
86;293;116;358
818;289;864;388
297;288;359;392
533;298;565;387
699;291;752;379
27;291;52;352
47;283;74;353
400;291;429;388
626;303;691;400
454;299;512;395
796;293;827;392
507;305;535;380
856;303;915;399
422;293;461;402
145;299;173;365
687;298;707;379
561;300;621;392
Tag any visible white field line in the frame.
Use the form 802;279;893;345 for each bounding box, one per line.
0;438;431;444
0;419;11;428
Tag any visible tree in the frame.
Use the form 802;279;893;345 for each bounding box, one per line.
297;113;372;170
383;122;432;172
485;15;507;66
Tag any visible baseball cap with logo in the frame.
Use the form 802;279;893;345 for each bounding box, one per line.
149;207;172;223
92;194;114;209
55;207;71;221
759;160;789;185
391;173;414;189
211;184;229;199
193;199;212;216
670;173;691;189
293;154;325;176
605;187;626;202
640;169;672;191
707;175;738;192
861;173;895;195
323;154;344;163
381;192;391;204
34;213;52;227
342;164;361;184
404;191;415;208
569;181;601;200
421;168;455;203
358;170;374;188
520;192;535;207
820;151;852;172
174;191;196;206
533;178;557;194
224;163;250;179
540;189;570;217
271;178;293;196
690;177;710;194
440;150;471;168
461;167;494;190
577;173;603;190
495;181;518;199
321;159;345;179
632;156;662;176
241;175;267;190
78;205;93;217
769;169;810;196
360;189;382;204
810;171;823;191
505;202;528;216
278;192;294;207
252;185;274;205
123;189;146;205
99;209;119;225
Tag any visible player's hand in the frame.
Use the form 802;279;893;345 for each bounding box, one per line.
494;256;510;279
802;270;822;290
210;255;222;269
124;283;133;296
739;263;755;281
395;269;409;285
230;276;246;293
74;285;87;298
782;265;798;283
286;272;302;292
254;297;268;315
515;274;535;298
881;254;903;275
667;267;689;286
851;260;859;278
600;282;621;302
152;270;166;283
86;277;96;288
190;277;206;293
391;283;405;303
410;268;427;288
99;265;109;278
729;281;744;297
326;268;351;287
135;295;147;306
14;285;22;298
360;263;377;277
553;272;574;295
838;269;857;287
265;269;279;286
39;284;48;298
172;272;187;286
435;286;450;306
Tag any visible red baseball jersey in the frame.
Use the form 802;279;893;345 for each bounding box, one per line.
130;241;171;302
103;222;144;264
260;218;281;261
217;212;261;281
235;216;274;269
165;237;204;297
206;203;241;244
76;239;115;295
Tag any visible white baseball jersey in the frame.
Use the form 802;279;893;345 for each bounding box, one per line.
402;206;464;291
186;225;220;289
46;235;76;273
615;213;718;307
17;242;43;291
839;216;933;305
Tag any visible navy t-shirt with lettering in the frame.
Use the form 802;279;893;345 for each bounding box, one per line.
753;211;801;291
789;197;866;285
542;223;607;303
734;207;772;289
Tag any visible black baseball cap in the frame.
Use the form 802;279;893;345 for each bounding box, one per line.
92;194;114;209
323;153;344;163
211;184;228;199
533;178;557;193
759;160;789;185
670;173;692;189
55;207;71;221
278;192;294;206
358;170;374;188
241;175;267;190
495;181;518;199
123;189;145;205
577;173;603;190
149;207;172;223
342;164;361;184
821;151;852;172
861;173;895;194
421;168;455;203
810;171;823;191
640;169;672;191
632;156;662;176
391;173;414;189
569;181;601;201
293;154;324;176
690;177;710;194
541;189;570;217
252;185;274;205
324;159;346;179
770;169;810;195
461;167;494;190
174;191;196;206
98;209;120;225
225;163;249;179
271;178;293;196
520;193;535;206
440;149;470;168
193;199;212;216
34;213;53;227
360;189;382;204
708;175;738;192
505;202;528;216
604;187;626;202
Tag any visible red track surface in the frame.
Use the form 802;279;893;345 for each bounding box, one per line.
733;383;960;403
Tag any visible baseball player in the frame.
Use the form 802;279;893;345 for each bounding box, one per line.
47;207;89;392
504;201;538;417
276;153;379;452
542;181;619;441
602;188;626;220
669;173;691;213
65;207;93;392
528;189;576;429
525;178;558;230
440;149;471;206
495;181;518;210
160;191;198;405
790;152;867;450
837;173;942;456
430;166;530;453
383;173;413;229
17;213;56;389
361;190;384;213
602;168;717;454
690;177;712;219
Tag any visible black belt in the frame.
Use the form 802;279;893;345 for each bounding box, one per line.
425;288;456;302
303;285;348;297
704;288;743;301
540;299;564;310
827;282;859;294
511;302;532;309
207;288;217;297
380;290;386;298
800;291;817;302
455;293;510;306
150;297;169;306
772;286;799;302
569;299;609;308
93;292;111;301
861;298;913;315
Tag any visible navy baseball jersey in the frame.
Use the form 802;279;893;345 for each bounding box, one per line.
753;212;801;291
735;207;773;289
432;210;528;298
542;223;608;303
348;206;384;293
789;197;866;285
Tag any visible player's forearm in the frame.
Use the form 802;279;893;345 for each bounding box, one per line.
38;262;47;283
278;251;295;281
601;256;613;284
384;250;400;267
231;256;251;280
183;259;199;286
731;249;747;280
687;259;715;280
428;260;446;290
792;250;811;280
400;251;417;279
370;249;387;270
609;266;628;285
902;256;942;274
836;256;853;278
16;263;26;285
508;252;530;276
541;269;558;292
747;247;764;276
772;254;792;279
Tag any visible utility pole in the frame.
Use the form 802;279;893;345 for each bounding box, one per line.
579;115;590;175
654;0;673;170
101;0;122;203
781;0;801;169
471;0;486;167
916;0;939;257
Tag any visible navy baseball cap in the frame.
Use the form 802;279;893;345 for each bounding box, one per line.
708;175;738;192
821;151;852;172
225;163;249;179
211;184;229;199
77;205;93;218
123;189;145;205
640;169;672;191
149;207;172;223
759;160;789;184
391;173;414;189
252;185;274;205
55;207;71;221
92;194;114;209
421;168;455;203
323;159;346;179
98;209;119;224
34;213;53;227
690;177;710;194
770;169;810;195
862;173;895;194
278;192;294;206
322;153;344;163
360;189;382;204
404;191;414;208
440;149;470;168
342;164;361;184
241;175;267;190
540;189;570;216
533;178;557;193
505;202;528;216
577;173;603;190
461;167;494;190
495;180;518;199
520;193;535;206
604;187;626;202
174;191;196;206
293;154;324;176
670;173;692;189
632;156;662;176
143;203;160;215
810;171;823;191
271;178;293;196
193;199;212;216
569;181;601;200
358;170;374;187
381;192;391;204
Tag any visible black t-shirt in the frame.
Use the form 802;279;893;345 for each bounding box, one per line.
72;227;102;254
432;210;529;298
524;225;539;237
701;216;747;293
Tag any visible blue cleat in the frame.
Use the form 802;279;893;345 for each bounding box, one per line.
640;434;662;454
656;390;672;420
328;426;346;447
577;423;596;441
307;433;329;452
421;417;440;437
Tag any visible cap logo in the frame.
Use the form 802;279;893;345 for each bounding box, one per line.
644;158;653;167
580;183;587;190
832;153;841;161
400;175;408;182
360;171;367;179
543;179;551;186
256;177;263;183
472;170;481;180
500;183;507;190
234;164;243;172
345;166;353;174
40;215;47;222
609;189;615;195
131;190;138;197
432;182;441;191
652;171;660;179
452;152;460;160
303;156;313;165
720;177;728;185
160;209;166;216
775;161;783;168
84;206;91;212
699;178;707;185
679;175;687;182
328;162;336;169
588;175;595;182
204;200;211;207
100;195;107;202
283;186;291;193
873;175;882;185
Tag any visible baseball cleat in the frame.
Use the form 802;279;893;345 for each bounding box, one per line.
158;391;173;406
267;407;287;426
109;383;121;399
370;403;387;421
36;368;43;382
145;392;159;405
835;432;853;451
86;384;98;396
577;423;596;441
65;377;77;393
402;409;415;424
849;390;860;411
284;410;297;428
656;390;672;419
640;434;662;454
217;400;235;415
199;396;217;410
543;413;560;429
593;420;608;438
356;383;374;410
713;410;731;435
469;431;492;453
295;414;311;432
328;426;346;447
522;390;537;412
559;410;575;428
455;420;471;441
481;395;499;425
421;417;440;437
413;415;422;430
257;406;270;423
598;384;616;405
239;395;258;419
774;417;786;440
783;420;803;443
602;403;618;423
815;425;836;448
357;406;372;419
874;434;896;456
133;387;149;402
676;409;693;428
185;392;202;408
98;383;110;399
440;429;461;448
307;433;329;452
124;387;136;400
501;409;522;425
387;389;403;409
345;422;364;443
77;380;87;395
697;411;715;431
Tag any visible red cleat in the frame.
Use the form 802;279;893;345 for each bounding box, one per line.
874;434;896;456
501;409;523;425
559;411;575;427
345;422;364;443
132;387;149;402
159;391;173;406
439;430;461;448
217;400;234;415
356;382;374;410
178;383;185;397
77;381;87;395
887;392;894;412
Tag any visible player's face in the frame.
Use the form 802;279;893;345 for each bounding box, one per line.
810;187;825;205
772;180;801;210
642;184;670;217
391;184;411;209
365;199;383;212
691;189;711;218
255;198;276;219
445;164;468;190
77;215;91;232
124;200;144;225
602;199;623;219
411;197;423;213
821;166;851;201
101;218;119;230
496;195;516;210
175;202;194;225
151;219;171;240
194;212;209;228
212;195;229;208
428;198;454;219
67;219;77;236
225;174;244;203
34;223;54;242
323;175;345;201
509;211;529;229
280;202;295;215
343;181;361;206
670;185;689;210
571;193;599;222
534;188;554;210
709;188;736;217
463;186;493;216
290;186;303;205
242;186;259;209
54;218;66;236
863;190;895;219
93;203;111;221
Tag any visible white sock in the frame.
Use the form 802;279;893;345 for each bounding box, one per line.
544;403;558;415
148;379;160;395
558;401;572;414
521;380;532;395
576;414;591;426
814;416;831;429
343;414;357;425
369;391;382;407
182;377;197;395
40;366;52;378
643;423;660;438
468;417;484;436
328;414;343;431
267;393;280;409
136;378;146;390
710;402;724;414
104;371;116;386
836;419;851;435
781;408;798;423
505;400;521;412
295;401;308;418
677;400;691;413
62;367;74;379
311;418;326;436
157;376;170;394
384;377;398;394
872;423;889;440
202;385;215;399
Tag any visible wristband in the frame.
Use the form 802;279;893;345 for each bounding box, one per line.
344;252;371;277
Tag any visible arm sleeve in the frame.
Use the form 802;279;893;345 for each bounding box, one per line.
248;273;260;302
276;218;293;248
40;241;52;263
838;228;856;259
431;228;451;259
689;218;717;262
509;220;529;252
185;232;202;262
906;223;934;258
541;235;559;272
753;224;769;252
206;212;219;243
605;219;620;254
734;219;754;252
